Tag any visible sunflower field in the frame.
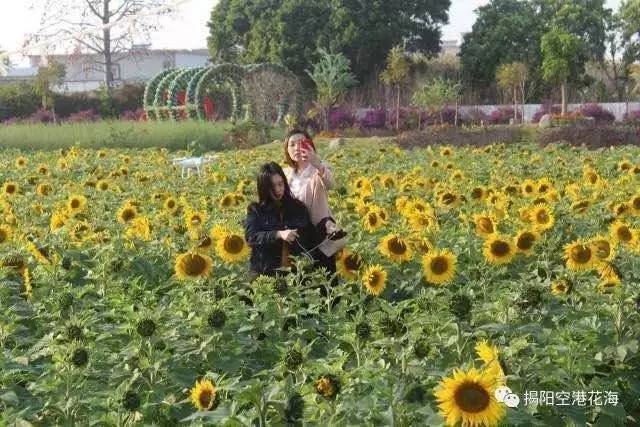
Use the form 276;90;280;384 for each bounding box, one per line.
1;139;639;426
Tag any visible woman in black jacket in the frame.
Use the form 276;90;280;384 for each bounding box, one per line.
244;162;323;280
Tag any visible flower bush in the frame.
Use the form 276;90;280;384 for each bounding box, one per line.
329;108;356;129
356;108;387;129
578;103;615;124
532;102;561;123
67;109;101;123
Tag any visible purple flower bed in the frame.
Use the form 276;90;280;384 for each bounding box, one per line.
578;103;615;124
532;102;561;123
485;107;521;125
24;109;55;124
329;108;355;129
357;108;387;129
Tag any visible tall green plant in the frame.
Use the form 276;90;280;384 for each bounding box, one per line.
541;28;583;115
34;60;65;123
380;47;410;130
306;48;358;131
411;78;460;129
496;62;528;123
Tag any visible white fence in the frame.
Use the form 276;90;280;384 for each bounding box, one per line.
356;102;640;123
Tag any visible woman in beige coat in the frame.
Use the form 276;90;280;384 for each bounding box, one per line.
283;129;342;278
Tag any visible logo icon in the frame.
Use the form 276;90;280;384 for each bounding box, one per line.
495;386;520;408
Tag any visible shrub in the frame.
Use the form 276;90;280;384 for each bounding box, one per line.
577;103;615;124
24;109;55;124
357;109;386;129
538;125;640;149
461;107;488;126
624;110;640;124
395;126;525;149
0;83;40;121
121;109;146;121
67;109;100;123
485;107;521;125
532;102;561;123
54;93;101;118
329;108;355;129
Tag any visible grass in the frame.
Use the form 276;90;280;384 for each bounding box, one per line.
0;120;287;152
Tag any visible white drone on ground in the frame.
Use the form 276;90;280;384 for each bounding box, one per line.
171;155;219;178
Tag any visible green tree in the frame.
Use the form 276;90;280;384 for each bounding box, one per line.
380;47;410;130
306;48;358;131
411;77;459;128
541;28;583;115
459;0;543;101
496;62;528;123
34;59;66;123
620;0;640;61
207;0;451;84
0;49;10;76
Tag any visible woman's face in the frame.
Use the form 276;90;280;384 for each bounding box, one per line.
270;173;285;200
287;133;306;163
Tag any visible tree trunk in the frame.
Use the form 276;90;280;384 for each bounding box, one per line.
396;85;400;130
561;81;567;116
103;0;113;97
454;99;459;127
324;106;329;131
513;87;517;122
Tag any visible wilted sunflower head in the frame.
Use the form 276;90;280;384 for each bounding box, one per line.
314;374;340;398
473;214;495;237
337;251;363;280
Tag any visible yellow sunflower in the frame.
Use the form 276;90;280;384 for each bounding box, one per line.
36;164;49;175
571;199;591;214
15;156;28;168
163;196;179;214
529;204;554;231
66;194;87;215
407;211;438;233
590;235;616;262
483;236;515;265
521;179;537;197
27;242;51;265
514;230;539;255
362;210;385;232
36;183;52;196
361;264;387;296
473;214;496;238
564;241;595;271
379;234;413;263
630;194;640;215
551;280;572;295
175;252;213;280
50;211;68;231
185;209;207;230
3;182;19;196
610;220;637;246
117;204;138;224
475;340;499;365
219;194;235;209
422;250;457;285
190;379;217;411
125;217;152;241
337;250;364;281
0;225;12;245
598;276;621;294
96;179;110;191
215;232;249;263
434;367;505;427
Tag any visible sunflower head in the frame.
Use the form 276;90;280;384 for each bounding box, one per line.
483;236;515;265
337;251;363;280
564;241;595;271
175;252;213;280
610;220;636;245
379;234;413;263
314;374;340;398
362;264;387;296
473;214;496;237
422;250;457;285
434;368;505;427
190;379;218;411
215;232;249;263
551;279;572;296
515;230;539;255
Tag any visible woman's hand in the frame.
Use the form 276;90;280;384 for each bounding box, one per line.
277;229;299;243
301;147;323;170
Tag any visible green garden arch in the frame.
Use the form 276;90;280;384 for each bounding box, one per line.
143;62;304;123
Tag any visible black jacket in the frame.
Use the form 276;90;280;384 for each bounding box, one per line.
244;199;321;276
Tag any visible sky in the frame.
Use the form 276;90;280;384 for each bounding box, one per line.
0;0;624;67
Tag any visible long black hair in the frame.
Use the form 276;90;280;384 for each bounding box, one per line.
252;162;305;210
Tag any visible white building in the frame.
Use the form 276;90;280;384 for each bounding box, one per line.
24;47;211;92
